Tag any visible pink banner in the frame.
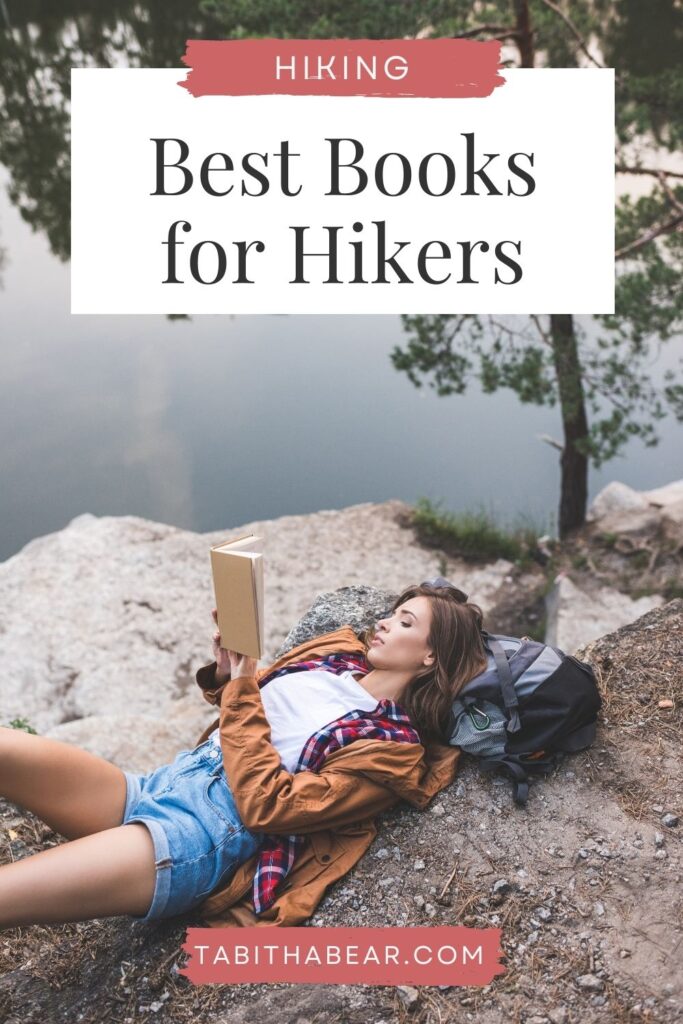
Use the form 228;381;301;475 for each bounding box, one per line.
179;926;506;986
179;39;504;99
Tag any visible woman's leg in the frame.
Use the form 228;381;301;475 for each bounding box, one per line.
0;725;129;839
0;822;157;927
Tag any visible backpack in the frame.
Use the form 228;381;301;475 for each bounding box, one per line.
448;631;602;805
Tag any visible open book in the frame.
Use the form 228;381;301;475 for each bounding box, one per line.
209;534;264;659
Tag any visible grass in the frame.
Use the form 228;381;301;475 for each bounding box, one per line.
411;497;542;564
5;717;37;734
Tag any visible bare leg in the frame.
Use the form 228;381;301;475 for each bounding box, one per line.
0;823;157;927
0;725;129;839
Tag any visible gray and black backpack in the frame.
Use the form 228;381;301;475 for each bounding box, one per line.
449;631;602;805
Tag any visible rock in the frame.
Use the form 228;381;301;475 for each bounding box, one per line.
643;480;683;511
662;813;679;828
0;504;521;770
587;478;683;544
576;974;605;992
587;481;651;521
492;879;512;895
547;1009;568;1024
397;985;420;1008
545;574;664;652
277;585;395;654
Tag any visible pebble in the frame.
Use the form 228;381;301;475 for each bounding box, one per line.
576;974;605;992
662;813;679;828
374;847;390;860
594;901;605;916
655;849;668;860
548;1009;568;1024
492;879;512;895
430;803;445;816
534;906;552;922
654;832;665;847
414;858;426;871
397;985;419;1008
413;895;425;907
620;949;632;958
652;804;664;812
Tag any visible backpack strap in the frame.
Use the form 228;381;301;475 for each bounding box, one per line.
479;755;530;805
481;632;522;734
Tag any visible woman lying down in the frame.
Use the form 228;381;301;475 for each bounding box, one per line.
0;580;486;929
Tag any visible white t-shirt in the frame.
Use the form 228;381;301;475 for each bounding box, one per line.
208;667;380;772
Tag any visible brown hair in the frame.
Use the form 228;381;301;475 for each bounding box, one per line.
371;582;488;745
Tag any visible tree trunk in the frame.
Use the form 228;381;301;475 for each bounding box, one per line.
512;0;535;67
549;314;589;537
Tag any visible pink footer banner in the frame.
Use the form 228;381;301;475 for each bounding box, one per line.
179;39;504;98
179;926;506;985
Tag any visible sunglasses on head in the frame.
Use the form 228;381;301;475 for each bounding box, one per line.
421;576;469;603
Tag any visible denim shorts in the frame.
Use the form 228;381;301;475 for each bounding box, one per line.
122;739;263;922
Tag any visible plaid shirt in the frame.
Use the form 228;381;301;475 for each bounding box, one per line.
251;652;420;915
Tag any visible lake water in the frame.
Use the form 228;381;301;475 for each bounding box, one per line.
0;4;681;562
1;168;681;562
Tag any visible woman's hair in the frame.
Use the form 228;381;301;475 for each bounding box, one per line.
371;582;488;745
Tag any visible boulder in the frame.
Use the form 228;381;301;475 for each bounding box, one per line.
0;505;518;771
545;574;664;652
586;478;683;545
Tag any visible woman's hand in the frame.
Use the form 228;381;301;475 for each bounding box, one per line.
211;609;258;683
211;608;232;685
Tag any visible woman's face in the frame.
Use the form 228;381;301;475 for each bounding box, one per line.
366;596;435;675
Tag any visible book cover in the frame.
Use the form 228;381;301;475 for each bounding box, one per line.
210;533;264;658
0;3;681;1023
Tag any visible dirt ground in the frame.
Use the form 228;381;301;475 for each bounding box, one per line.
0;601;681;1024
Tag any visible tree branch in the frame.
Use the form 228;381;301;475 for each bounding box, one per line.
537;0;604;68
616;165;683;181
616;211;683;259
537;433;564;452
454;24;517;39
530;313;554;349
657;172;683;216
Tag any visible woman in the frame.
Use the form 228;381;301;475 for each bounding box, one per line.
0;580;487;929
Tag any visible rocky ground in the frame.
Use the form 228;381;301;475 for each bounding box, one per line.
0;597;680;1024
0;485;680;1023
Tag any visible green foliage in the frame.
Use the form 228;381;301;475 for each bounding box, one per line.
662;579;683;601
200;0;468;39
6;717;37;734
411;497;540;563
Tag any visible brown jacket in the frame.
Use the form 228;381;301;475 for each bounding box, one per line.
193;627;461;927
